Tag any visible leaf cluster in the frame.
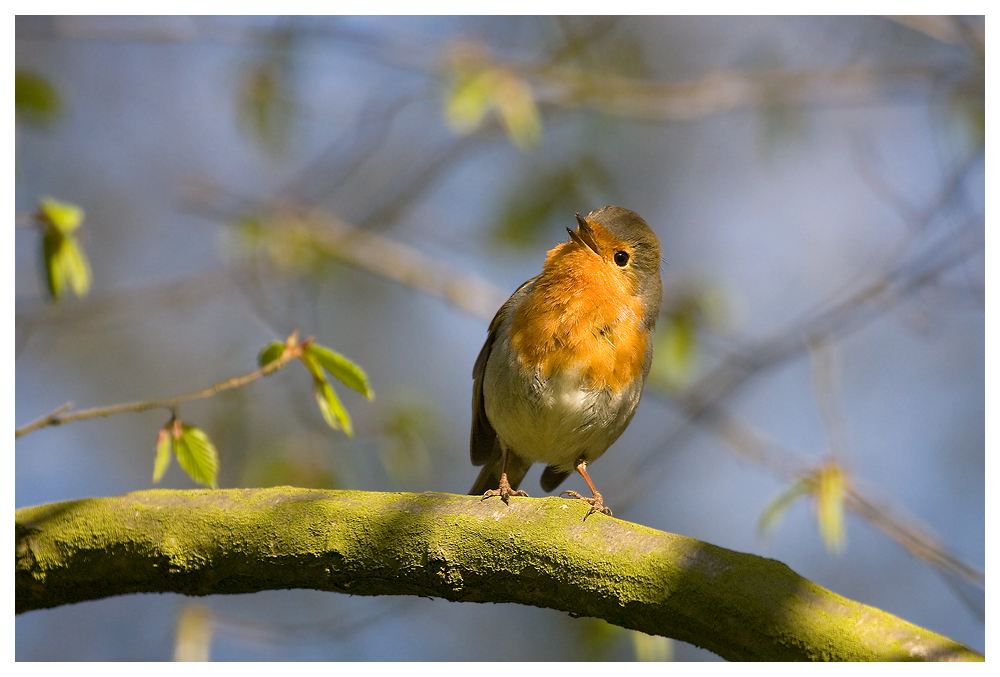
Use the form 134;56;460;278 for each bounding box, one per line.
37;197;92;302
147;333;373;489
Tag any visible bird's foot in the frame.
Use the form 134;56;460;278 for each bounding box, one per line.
482;473;528;505
560;490;612;517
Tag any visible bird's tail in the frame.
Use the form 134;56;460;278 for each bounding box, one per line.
469;450;531;496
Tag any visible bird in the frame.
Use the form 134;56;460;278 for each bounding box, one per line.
470;206;662;516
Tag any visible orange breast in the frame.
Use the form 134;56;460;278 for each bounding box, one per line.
509;243;648;393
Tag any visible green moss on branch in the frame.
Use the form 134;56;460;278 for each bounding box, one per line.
15;487;982;661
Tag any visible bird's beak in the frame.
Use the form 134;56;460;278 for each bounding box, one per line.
568;214;600;255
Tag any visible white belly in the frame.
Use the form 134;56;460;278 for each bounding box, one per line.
483;364;629;469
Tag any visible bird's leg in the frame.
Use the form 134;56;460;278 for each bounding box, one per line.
482;446;528;504
560;460;612;517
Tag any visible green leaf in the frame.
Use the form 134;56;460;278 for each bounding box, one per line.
949;77;985;153
39;197;84;234
444;69;495;133
632;632;673;662
63;235;91;297
816;462;846;554
312;376;352;436
759;462;847;554
15;70;62;129
652;315;697;391
42;229;66;300
152;427;173;484
38;197;91;302
258;341;286;368
173;604;214;662
305;344;373;399
443;60;541;150
237;60;294;157
173;424;219;489
299;350;324;380
42;228;92;301
574;617;623;661
758;477;812;537
494;70;541;149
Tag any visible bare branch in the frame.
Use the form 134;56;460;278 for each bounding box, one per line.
528;63;941;122
14;331;305;438
216;206;511;323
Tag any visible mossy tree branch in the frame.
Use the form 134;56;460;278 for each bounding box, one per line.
15;487;982;661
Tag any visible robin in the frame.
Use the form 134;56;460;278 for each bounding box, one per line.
470;206;662;516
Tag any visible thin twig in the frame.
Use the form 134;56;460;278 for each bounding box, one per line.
845;487;985;587
15;402;75;436
530;63;941;122
705;408;984;588
808;335;852;461
15;332;305;439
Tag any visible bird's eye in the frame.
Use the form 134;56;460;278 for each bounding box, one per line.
614;250;630;267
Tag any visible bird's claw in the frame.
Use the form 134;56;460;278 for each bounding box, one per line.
560;490;612;517
482;474;528;504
